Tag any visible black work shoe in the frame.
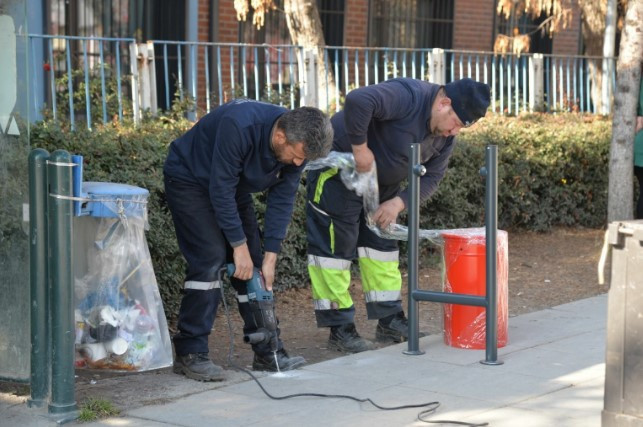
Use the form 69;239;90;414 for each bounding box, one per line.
253;349;306;372
173;353;225;382
376;311;427;343
328;323;374;353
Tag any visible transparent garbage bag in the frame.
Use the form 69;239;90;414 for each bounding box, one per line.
73;192;173;371
305;151;443;245
441;228;508;349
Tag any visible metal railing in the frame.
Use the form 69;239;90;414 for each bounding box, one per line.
150;40;306;112
27;34;617;130
29;34;135;130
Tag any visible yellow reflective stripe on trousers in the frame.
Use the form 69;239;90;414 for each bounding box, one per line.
308;254;353;310
357;247;401;294
313;168;338;203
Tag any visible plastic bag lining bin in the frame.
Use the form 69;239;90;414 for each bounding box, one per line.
73;178;173;371
442;228;508;349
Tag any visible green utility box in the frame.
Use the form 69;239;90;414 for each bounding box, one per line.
603;220;643;426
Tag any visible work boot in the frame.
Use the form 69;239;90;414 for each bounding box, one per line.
253;349;306;372
173;353;226;382
328;323;374;353
376;311;427;343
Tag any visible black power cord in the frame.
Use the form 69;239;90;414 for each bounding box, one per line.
220;285;488;426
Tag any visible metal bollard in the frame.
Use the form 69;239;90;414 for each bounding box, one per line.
27;149;50;408
46;150;78;418
480;145;502;365
403;143;425;356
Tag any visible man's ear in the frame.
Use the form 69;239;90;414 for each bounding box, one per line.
272;128;287;146
439;96;452;110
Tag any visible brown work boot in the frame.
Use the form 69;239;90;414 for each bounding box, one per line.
328;323;374;353
173;353;225;382
376;311;427;343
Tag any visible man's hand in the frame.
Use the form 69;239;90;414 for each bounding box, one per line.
636;116;643;134
372;197;406;229
261;252;277;291
232;243;253;281
352;143;375;173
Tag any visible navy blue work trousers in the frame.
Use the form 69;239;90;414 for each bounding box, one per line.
164;175;283;356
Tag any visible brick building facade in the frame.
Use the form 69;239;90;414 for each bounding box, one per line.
204;0;581;54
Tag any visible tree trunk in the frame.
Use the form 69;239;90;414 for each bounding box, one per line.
283;0;337;111
579;0;606;113
607;0;642;222
601;0;618;115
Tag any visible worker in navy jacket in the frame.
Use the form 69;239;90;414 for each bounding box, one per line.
306;78;491;353
164;99;332;381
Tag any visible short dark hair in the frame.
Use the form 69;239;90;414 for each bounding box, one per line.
277;107;333;160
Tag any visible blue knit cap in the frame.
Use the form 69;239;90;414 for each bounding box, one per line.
444;78;491;127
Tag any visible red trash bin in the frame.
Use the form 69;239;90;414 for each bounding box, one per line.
441;228;508;349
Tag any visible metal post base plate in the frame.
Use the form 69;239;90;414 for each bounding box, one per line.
480;359;504;366
403;350;426;356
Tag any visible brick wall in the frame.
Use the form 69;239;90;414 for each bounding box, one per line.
453;0;496;51
218;1;240;43
196;0;210;112
344;0;368;47
194;0;583;109
552;0;581;55
194;1;241;112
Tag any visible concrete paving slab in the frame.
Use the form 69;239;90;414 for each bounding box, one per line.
513;375;604;423
496;346;603;381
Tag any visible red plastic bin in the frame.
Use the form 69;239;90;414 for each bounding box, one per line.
441;228;508;349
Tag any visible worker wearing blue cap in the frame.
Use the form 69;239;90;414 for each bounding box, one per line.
306;77;491;353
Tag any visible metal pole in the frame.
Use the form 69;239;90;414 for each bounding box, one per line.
47;150;78;419
404;143;426;356
481;145;502;366
27;149;50;408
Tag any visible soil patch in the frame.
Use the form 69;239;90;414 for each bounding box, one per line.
209;227;609;367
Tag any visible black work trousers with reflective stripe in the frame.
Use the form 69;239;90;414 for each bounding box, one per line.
164;175;283;356
306;168;403;326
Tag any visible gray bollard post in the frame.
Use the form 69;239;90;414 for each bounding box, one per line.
27;149;50;408
47;150;78;420
404;143;426;355
480;145;502;366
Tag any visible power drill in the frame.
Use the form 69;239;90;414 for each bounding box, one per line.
226;264;280;368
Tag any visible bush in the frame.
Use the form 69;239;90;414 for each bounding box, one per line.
27;112;611;320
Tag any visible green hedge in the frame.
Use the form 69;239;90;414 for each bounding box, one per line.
28;113;611;321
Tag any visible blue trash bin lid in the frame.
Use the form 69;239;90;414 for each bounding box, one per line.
81;182;149;218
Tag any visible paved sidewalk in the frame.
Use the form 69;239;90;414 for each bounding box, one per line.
2;294;607;426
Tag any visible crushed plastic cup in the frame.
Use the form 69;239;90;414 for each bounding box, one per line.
104;337;128;355
79;343;108;362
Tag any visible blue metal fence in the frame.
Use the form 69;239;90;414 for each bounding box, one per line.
27;34;617;130
150;41;305;112
29;34;135;130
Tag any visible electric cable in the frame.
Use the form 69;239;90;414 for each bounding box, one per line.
220;284;488;426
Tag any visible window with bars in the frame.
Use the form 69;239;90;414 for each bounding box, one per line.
238;0;345;102
369;0;453;49
46;0;185;110
239;0;345;46
495;12;553;55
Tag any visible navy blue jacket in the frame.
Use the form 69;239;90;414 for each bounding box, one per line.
332;78;455;206
164;99;304;253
